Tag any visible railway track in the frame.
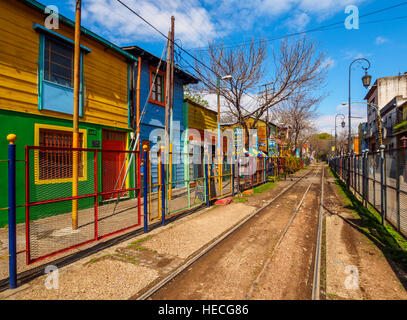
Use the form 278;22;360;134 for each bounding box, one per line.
135;164;325;300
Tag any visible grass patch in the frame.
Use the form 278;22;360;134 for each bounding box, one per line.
88;254;111;264
253;181;277;194
233;195;248;203
328;167;407;275
130;235;152;245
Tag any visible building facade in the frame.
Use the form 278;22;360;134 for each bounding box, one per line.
121;46;198;189
0;0;140;226
364;74;407;151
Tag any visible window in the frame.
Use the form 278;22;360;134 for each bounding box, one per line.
149;66;165;106
38;129;84;180
44;37;74;88
35;25;90;116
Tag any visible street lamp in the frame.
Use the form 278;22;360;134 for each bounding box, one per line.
335;113;345;156
216;74;232;194
347;58;371;188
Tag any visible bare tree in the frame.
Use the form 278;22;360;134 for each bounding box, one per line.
273;92;321;152
193;36;327;147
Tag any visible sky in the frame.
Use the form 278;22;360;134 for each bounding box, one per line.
38;0;407;134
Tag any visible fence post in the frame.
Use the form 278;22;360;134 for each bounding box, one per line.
7;134;17;289
160;146;166;226
364;150;369;207
205;152;210;207
263;157;266;183
353;154;356;192
143;145;148;233
396;147;401;231
380;145;386;226
237;157;241;195
232;159;235;197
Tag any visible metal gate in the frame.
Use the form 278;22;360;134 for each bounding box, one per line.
25;145;141;264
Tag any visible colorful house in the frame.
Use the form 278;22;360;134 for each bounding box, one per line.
221;118;280;157
0;0;139;226
121;46;198;189
183;98;218;177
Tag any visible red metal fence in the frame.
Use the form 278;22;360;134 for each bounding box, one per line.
25;146;141;264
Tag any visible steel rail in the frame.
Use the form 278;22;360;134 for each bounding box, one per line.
136;165;319;300
312;165;324;300
245;167;321;299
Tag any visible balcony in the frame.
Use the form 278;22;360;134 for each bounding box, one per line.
394;120;407;135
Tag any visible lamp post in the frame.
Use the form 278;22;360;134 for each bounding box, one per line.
335;113;345;156
216;75;232;193
347;58;371;188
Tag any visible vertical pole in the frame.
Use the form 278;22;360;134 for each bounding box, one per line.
205;151;210;207
347;64;352;189
237;157;241;194
380;145;386;226
364;150;368;207
72;0;82;230
169;17;175;202
164;32;171;203
7;134;17;289
232;159;235;196
161;146;166;226
169;144;172;200
353;154;356;191
396;147;401;231
143;146;148;233
216;77;223;197
94;151;98;240
25;146;30;265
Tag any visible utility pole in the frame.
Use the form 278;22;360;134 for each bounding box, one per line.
169;16;174;200
164;33;171;165
259;82;274;156
72;0;81;230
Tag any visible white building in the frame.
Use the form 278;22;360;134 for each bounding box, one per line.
364;74;407;152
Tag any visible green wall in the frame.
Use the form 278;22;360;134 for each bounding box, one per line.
0;109;133;227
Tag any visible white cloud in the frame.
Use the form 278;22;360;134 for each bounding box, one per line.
322;57;335;69
81;0;369;47
375;36;388;45
317;102;367;133
83;0;218;46
285;12;310;31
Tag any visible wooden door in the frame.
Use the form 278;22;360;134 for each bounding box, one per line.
102;130;127;200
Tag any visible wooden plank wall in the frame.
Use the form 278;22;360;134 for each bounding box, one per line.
0;0;130;129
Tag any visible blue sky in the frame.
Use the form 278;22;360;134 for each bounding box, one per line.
38;0;407;133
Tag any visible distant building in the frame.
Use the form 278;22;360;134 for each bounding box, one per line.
364;74;407;151
394;100;407;148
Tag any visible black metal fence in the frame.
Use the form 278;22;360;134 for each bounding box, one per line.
329;147;407;238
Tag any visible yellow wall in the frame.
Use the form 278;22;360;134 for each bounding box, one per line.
186;100;217;131
0;0;129;129
222;118;267;151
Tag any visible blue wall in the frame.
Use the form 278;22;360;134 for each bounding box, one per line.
136;60;186;187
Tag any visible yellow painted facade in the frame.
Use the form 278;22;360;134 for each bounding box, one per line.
222;118;268;152
0;0;130;129
185;99;217;131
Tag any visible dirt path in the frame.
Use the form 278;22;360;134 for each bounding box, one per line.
148;166;322;300
249;181;320;299
323;166;407;300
